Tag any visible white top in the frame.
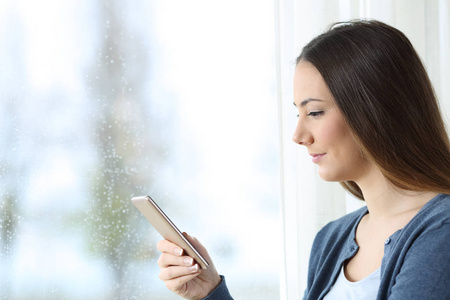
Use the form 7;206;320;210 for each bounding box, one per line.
323;265;381;300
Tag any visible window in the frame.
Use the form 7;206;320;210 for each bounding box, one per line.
0;0;280;299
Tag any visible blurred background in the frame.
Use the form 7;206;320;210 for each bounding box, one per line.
0;0;280;299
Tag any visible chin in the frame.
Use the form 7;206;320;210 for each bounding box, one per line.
318;168;346;182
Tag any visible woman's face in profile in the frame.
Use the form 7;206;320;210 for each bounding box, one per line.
292;60;374;182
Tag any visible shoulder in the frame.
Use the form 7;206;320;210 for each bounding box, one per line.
382;195;450;299
385;194;450;262
422;193;450;215
399;193;450;252
410;193;450;229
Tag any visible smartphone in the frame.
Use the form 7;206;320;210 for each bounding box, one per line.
131;195;209;269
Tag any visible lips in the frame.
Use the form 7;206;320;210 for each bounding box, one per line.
310;153;326;163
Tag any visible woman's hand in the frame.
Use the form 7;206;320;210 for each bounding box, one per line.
157;233;222;300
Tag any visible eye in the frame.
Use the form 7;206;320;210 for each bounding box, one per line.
307;111;324;118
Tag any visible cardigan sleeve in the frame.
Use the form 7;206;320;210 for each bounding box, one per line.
201;276;234;300
387;222;450;299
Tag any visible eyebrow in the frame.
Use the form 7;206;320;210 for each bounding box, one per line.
293;98;325;107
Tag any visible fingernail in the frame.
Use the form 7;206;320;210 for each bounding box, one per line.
174;247;183;256
184;257;194;266
188;264;199;272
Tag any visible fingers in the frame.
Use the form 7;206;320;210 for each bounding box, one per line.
157;238;201;280
157;239;198;269
157;253;195;268
159;264;201;281
156;236;221;299
158;256;202;293
157;239;184;256
163;271;201;293
157;235;212;268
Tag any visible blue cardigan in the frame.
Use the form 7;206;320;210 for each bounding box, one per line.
204;193;450;300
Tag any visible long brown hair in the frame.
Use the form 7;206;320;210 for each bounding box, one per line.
297;20;450;200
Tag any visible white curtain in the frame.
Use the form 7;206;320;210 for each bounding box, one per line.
274;0;450;299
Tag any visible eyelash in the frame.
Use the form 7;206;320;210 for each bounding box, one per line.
308;111;324;118
297;111;324;118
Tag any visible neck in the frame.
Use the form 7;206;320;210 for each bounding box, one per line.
355;166;438;221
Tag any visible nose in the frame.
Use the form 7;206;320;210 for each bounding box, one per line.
292;117;313;146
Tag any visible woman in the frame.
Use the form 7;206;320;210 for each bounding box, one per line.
156;20;450;300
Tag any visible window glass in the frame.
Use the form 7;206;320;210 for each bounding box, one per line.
0;0;280;299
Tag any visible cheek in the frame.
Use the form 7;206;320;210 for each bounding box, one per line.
321;118;363;165
320;119;349;147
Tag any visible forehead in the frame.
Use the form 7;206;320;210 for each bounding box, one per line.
293;61;334;105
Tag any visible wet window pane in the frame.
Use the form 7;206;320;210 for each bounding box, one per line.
0;0;279;299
